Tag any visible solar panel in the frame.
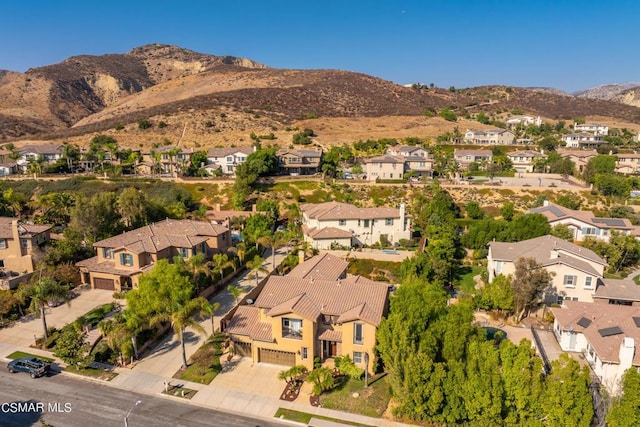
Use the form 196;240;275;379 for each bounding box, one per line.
598;326;623;337
577;317;592;328
547;205;565;217
592;218;626;227
633;317;640;328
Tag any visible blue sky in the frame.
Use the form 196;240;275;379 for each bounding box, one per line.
1;0;638;92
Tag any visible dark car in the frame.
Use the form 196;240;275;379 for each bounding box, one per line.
7;357;50;378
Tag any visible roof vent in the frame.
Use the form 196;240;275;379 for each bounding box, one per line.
246;299;254;305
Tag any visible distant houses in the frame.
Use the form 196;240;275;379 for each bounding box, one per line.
463;129;515;145
561;132;605;149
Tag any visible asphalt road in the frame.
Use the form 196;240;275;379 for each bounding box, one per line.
0;369;286;427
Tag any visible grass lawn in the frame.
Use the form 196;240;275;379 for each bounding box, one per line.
274;408;372;427
634;275;640;286
604;272;625;280
320;374;391;418
65;365;118;381
7;351;54;362
173;333;225;384
457;266;484;294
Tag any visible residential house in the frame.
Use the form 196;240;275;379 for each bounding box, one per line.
592;278;640;306
487;235;607;304
614;152;640;175
206;147;254;176
556;148;598;173
551;301;640;395
0;149;16;176
385;146;434;178
574;123;609;136
225;253;390;372
561;133;605;149
386;145;429;158
526;201;634;242
16;144;63;172
276;149;322;175
76;219;231;292
363;155;405;181
506;115;543;128
453;149;493;170
0;217;52;289
507;150;546;173
301;201;411;249
463;129;515;145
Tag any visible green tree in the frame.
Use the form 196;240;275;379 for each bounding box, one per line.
306;367;335;395
583;155;616;183
465;201;484;219
54;327;91;368
607;368;640;427
550;224;574;241
439;108;457;122
511;257;553;321
257;232;288;270
246;255;269;286
477;274;514;313
242;214;275;250
70;192;122;242
500;202;516;221
213;253;233;281
21;277;70;340
541;354;593;426
227;285;241;305
116;188;148;228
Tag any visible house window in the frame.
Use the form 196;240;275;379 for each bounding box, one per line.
353;352;363;364
21;239;29;249
282;318;302;339
119;253;134;267
0;239;6;249
226;156;233;162
583;227;597;235
584;277;593;289
179;248;189;258
227;166;233;173
354;323;364;345
495;261;504;274
201;243;207;253
301;347;308;360
563;275;576;288
0;260;4;268
102;248;113;259
338;219;346;226
385;218;394;226
363;219;370;228
556;296;564;305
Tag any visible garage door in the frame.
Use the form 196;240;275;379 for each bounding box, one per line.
234;341;252;357
258;349;296;366
94;278;115;291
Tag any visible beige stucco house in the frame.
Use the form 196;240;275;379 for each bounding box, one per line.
453;149;492;170
206;147;254;176
463;129;515;145
77;219;230;292
562;133;605;149
556;148;598;174
487;235;607;304
552;301;639;396
276;149;322;175
0;217;52;289
225;253;390;372
507;150;546;173
301;201;411;249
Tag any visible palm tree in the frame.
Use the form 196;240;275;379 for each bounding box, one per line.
246;255;269;286
183;254;213;290
98;317;129;364
213;253;234;281
227;285;242;305
22;277;70;340
150;297;209;369
123;311;147;361
279;365;308;386
257;232;289;271
201;302;220;336
306;367;335;396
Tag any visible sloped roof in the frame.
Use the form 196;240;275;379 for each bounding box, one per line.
301;201;402;221
76;256;143;276
363;155;404;164
454;149;492;157
276;149;322;158
489;235;606;266
225;306;273;342
552;301;640;365
288;253;348;281
0;217;52;239
507;150;546;158
302;225;353;240
207;147;254;157
594;279;640;302
267;293;322;319
18;144;62;155
93;219;228;253
556;148;598;159
318;328;343;342
527;202;633;231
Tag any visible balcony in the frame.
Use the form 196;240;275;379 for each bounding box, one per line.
282;328;302;340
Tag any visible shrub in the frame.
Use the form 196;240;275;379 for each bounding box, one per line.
439;108;457;122
158;121;168;128
137;119;152;130
114;124;124;131
335;355;364;379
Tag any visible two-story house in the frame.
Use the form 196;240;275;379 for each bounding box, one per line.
225;253;390;372
552;301;639;396
614;152;640;175
574;123;609;136
207;147;254;176
561;133;605;149
0;149;16;176
487;235;607;304
506;115;543;128
363;155;406;181
76;219;230;292
527;201;634;242
507;150;546;173
556;148;598;173
16;144;63;172
463;129;515;145
276;149;322;175
453;149;493;170
301;201;411;249
385;146;433;178
0;217;52;289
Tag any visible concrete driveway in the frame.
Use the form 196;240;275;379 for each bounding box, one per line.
0;288;115;359
210;356;285;399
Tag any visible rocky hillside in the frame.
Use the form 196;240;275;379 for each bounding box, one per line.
574;82;640;100
611;87;640;108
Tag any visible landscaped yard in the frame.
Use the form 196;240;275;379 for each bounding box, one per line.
320;374;391;418
172;333;225;384
457;266;484;293
65;365;118;381
7;351;54;362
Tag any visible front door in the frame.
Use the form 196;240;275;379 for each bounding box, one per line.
322;340;337;359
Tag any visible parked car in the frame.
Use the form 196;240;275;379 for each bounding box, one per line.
7;357;50;378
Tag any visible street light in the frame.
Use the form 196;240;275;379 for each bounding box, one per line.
124;400;142;427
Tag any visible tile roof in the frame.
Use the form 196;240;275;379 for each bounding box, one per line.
207;147;254;157
302;225;353;240
556;149;599;159
225;306;273;342
288;253;348;281
318;328;343;342
93;219;228;253
255;272;389;326
363;155;404;164
552;301;640;365
301;201;403;221
594;279;640;302
18;144;62;155
527;202;633;231
507;150;546;158
454;149;493;157
76;256;143;276
0;217;52;239
20;223;52;236
276;149;322;158
489;235;606;266
267;294;322;319
206;210;254;223
0;217;16;239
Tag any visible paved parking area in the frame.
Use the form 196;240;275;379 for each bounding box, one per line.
210;356;285;399
0;289;115;358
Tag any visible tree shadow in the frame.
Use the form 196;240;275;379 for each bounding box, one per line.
1;399;44;426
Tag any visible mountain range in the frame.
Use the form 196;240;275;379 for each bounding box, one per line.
1;43;639;144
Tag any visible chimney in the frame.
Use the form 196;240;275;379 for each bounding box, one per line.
543;199;549;207
399;203;406;231
298;249;305;263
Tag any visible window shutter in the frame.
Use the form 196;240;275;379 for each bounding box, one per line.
120;254;125;265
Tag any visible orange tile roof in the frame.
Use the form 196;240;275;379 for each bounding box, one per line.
301;201;402;221
226;306;273;342
287;253;348;281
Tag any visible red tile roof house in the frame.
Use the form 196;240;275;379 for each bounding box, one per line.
225;253;390;372
0;217;52;289
77;219;230;292
551;301;640;395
